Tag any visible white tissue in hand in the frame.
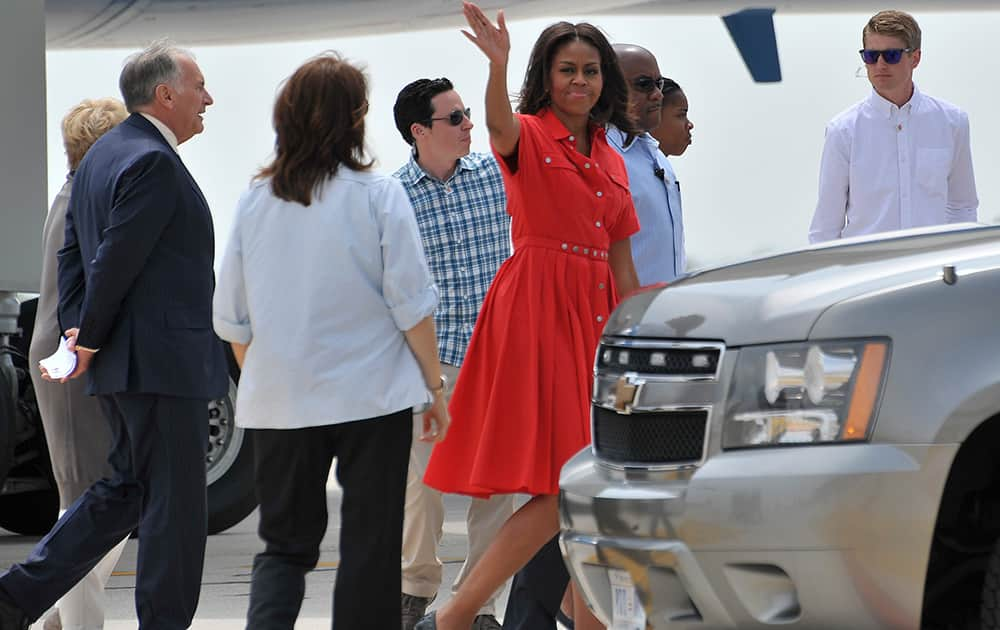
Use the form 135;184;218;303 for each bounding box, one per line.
39;336;78;379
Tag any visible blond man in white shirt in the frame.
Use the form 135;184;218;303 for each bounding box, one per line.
809;10;978;243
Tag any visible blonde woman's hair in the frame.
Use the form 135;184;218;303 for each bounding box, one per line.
62;97;128;170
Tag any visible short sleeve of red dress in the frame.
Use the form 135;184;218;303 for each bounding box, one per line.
491;113;545;179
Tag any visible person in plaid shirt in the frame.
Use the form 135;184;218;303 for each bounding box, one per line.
393;77;513;630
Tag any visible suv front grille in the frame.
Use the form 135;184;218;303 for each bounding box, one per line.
593;405;707;465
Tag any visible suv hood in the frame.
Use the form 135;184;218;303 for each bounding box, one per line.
605;226;1000;346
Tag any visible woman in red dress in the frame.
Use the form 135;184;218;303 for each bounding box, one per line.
419;3;640;628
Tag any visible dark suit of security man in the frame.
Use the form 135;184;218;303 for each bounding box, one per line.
0;43;227;630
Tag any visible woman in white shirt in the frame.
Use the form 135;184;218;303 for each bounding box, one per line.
213;52;449;630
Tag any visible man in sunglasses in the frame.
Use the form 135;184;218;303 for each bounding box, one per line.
809;10;978;243
392;77;513;630
605;43;685;285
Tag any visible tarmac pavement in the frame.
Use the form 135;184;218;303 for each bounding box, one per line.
0;470;539;629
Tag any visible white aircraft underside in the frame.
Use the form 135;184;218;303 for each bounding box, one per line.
45;0;999;49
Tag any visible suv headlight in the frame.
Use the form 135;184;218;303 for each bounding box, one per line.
723;339;889;448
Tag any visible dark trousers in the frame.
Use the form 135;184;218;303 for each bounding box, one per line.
0;393;209;629
246;408;412;630
503;534;570;629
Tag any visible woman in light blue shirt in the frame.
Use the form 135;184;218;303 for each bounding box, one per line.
213;52;449;629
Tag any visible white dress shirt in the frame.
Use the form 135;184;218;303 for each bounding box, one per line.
213;169;439;429
607;127;686;284
138;113;179;152
809;85;978;243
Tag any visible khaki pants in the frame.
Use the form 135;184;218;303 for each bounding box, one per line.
401;363;514;615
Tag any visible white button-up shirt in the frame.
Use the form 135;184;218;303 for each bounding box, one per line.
607;126;685;284
138;112;179;152
809;85;978;243
213;169;439;429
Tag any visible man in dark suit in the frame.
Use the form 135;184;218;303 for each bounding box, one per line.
0;41;227;630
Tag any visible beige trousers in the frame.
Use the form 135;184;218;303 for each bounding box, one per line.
401;363;514;616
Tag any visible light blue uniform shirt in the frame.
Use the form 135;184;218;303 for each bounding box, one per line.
213;169;439;429
607;126;685;285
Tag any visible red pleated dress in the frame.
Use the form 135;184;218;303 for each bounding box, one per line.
423;109;640;498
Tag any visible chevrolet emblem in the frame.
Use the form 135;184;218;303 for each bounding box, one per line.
613;375;642;413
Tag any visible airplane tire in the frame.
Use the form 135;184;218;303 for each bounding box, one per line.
205;365;257;535
983;538;1000;628
0;382;259;536
206;422;256;534
0;331;59;536
0;354;15;493
0;489;59;535
0;350;257;536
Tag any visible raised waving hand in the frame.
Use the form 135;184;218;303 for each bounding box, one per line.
461;1;520;156
461;1;510;65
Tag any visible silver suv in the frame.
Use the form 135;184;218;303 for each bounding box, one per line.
559;224;1000;629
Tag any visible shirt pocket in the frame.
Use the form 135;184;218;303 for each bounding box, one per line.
536;154;585;207
541;154;578;173
915;148;951;200
607;170;630;192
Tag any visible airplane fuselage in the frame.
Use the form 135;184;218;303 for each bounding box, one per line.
46;0;1000;48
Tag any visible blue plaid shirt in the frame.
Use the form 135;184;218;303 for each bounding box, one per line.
394;152;510;366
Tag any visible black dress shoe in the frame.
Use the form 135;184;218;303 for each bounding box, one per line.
413;611;437;630
0;596;29;630
471;614;502;629
402;593;433;630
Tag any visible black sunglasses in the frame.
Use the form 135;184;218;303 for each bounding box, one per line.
859;48;914;65
427;107;471;126
632;76;667;94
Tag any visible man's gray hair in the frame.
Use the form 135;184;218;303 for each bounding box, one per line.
119;40;194;112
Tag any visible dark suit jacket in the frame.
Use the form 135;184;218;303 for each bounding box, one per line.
57;113;228;400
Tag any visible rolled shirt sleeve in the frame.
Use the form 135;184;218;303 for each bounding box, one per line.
809;123;850;244
946;111;979;223
213;198;253;345
377;178;439;332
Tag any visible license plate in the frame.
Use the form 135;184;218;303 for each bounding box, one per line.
608;568;647;629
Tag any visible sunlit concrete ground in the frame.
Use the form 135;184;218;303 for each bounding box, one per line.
0;470;571;629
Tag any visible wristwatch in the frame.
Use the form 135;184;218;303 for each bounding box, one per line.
429;374;447;396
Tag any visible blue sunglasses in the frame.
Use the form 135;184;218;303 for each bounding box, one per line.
859;48;914;65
